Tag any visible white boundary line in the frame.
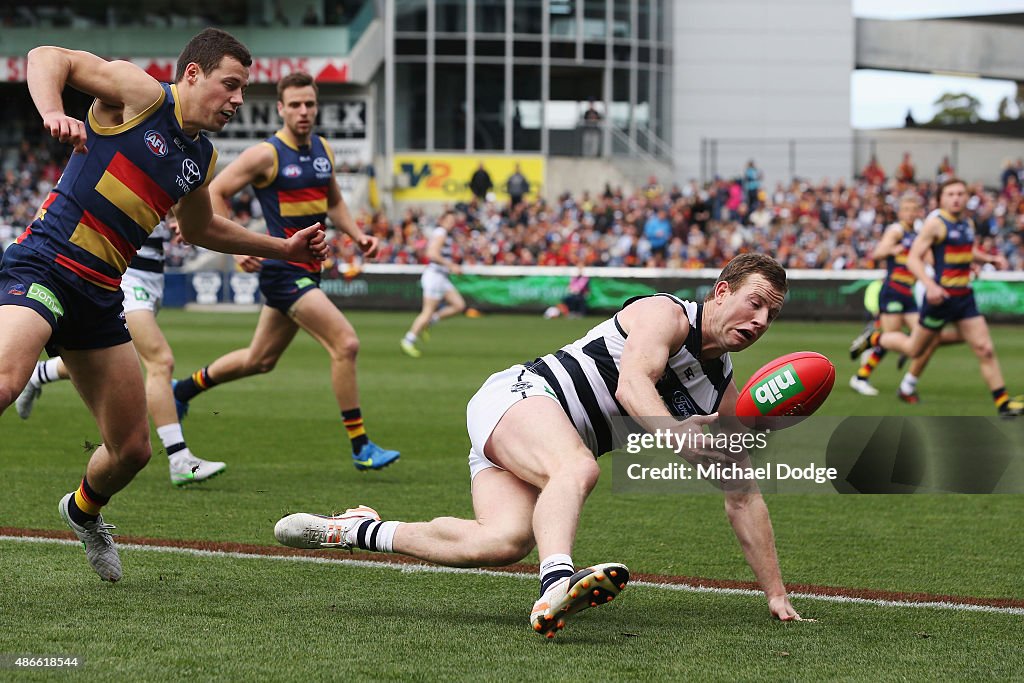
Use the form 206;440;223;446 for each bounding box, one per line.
4;535;1022;616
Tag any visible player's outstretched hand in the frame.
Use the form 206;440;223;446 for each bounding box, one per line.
234;254;264;273
673;413;730;466
769;595;802;621
286;222;329;262
43;112;88;154
355;234;380;258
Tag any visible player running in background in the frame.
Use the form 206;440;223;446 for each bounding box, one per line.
277;254;802;636
172;72;399;471
851;179;1022;416
400;210;466;357
0;30;328;582
15;213;226;486
849;193;960;402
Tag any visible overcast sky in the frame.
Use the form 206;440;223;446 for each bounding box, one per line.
851;0;1021;128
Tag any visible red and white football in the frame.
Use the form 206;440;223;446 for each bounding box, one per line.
734;351;835;430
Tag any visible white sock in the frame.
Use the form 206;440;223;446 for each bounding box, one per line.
403;332;417;344
35;358;64;385
539;553;574;596
429;313;440;326
345;519;401;552
156;423;189;459
900;373;919;395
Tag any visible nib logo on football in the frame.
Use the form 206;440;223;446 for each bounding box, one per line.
751;364;804;414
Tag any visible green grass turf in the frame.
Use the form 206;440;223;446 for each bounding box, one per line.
1;540;1022;681
1;310;1022;678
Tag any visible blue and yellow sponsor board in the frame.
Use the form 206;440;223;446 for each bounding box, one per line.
393;154;544;203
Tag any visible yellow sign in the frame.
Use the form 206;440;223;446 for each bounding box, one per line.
393;154;544;202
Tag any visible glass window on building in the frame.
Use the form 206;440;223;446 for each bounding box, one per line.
637;68;651;153
655;68;669;145
434;63;467;150
612;0;631;39
396;62;428;149
610;66;631;154
514;0;543;34
396;0;427;32
474;64;506;151
549;0;575;38
512;64;542;151
436;0;466;32
582;0;606;39
638;0;650;41
475;0;506;33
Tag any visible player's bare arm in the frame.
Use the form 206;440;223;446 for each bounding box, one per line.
326;175;379;257
209;143;276;271
871;225;906;260
175;186;327;262
209;143;276;217
907;217;946;304
27;47;162;153
616;297;722;457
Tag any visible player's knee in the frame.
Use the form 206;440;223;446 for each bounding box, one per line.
146;352;175;380
553;454;601;494
477;531;534;566
0;383;15;412
113;432;152;470
249;356;279;374
330;334;360;362
451;299;467;314
973;341;995;361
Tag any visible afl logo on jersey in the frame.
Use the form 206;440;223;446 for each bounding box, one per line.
283;164;302;178
313;157;331;174
144;130;168;157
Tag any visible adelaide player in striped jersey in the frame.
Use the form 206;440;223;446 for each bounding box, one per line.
852;178;1022;416
172;73;399;471
276;254;803;636
0;30;328;582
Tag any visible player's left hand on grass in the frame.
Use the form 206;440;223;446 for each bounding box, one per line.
286;222;329;261
769;595;808;621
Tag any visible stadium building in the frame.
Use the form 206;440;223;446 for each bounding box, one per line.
2;1;1024;195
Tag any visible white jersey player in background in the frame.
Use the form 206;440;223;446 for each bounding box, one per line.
400;210;466;358
278;253;802;637
15;213;226;486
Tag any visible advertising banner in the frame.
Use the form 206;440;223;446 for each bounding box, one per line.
392;154;544;203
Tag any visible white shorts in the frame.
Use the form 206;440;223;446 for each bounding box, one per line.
421;268;454;300
120;269;164;315
466;364;559;480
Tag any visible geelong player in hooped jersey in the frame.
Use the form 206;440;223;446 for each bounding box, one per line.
0;30;328;583
172;72;399;471
853;178;1022;416
276;254;804;636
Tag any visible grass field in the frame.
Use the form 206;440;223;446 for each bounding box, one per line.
2;310;1022;680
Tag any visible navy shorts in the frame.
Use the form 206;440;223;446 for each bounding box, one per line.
0;244;130;355
258;263;321;313
919;293;980;331
878;283;918;315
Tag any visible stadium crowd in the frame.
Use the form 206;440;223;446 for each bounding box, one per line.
3;141;1024;275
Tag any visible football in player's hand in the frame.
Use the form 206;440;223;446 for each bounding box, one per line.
735;352;835;430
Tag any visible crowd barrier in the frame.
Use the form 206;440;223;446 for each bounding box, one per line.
166;265;1024;322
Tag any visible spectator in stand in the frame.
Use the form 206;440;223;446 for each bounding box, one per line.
861;155;886;187
936;156;955;183
896;152;916;184
743;160;762;207
506;164;529;208
469;162;493;202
